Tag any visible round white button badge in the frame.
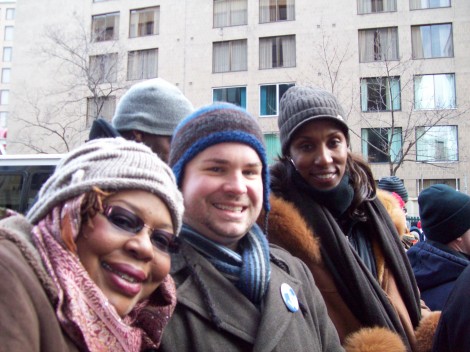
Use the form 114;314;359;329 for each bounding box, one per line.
280;283;299;313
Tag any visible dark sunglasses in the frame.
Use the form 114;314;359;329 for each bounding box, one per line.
102;205;179;253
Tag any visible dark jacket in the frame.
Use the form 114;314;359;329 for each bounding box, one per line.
407;240;469;311
160;241;344;352
0;215;78;351
432;264;470;352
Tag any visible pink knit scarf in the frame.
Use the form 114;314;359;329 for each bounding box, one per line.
31;198;176;352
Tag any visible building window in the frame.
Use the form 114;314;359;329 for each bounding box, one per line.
358;27;398;62
411;23;453;59
361;127;402;163
213;39;247;73
86;96;116;127
358;0;396;14
92;13;119;42
129;7;160;38
414;73;455;110
4;26;13;41
89;54;118;84
259;35;296;69
421;179;458;191
360;76;401;112
214;0;247;28
2;47;12;62
1;68;10;84
416;125;458;162
410;0;450;10
0;111;7;127
5;8;15;20
259;0;295;23
260;83;294;116
0;90;9;105
127;48;158;80
213;86;247;108
264;133;281;164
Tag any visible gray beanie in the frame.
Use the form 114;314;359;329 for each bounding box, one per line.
278;86;349;155
112;78;194;136
27;138;184;235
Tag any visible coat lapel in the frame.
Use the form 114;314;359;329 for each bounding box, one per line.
174;244;261;343
253;262;302;352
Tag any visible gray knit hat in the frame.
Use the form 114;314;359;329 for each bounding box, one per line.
169;103;270;213
27;138;184;235
378;176;409;203
278;86;349;155
112;78;194;136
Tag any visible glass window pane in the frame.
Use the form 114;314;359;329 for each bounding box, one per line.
213;86;246;108
5;9;15;20
264;133;281;164
4;26;13;41
414;74;455;110
129;7;160;38
1;68;10;83
260;85;277;115
0;174;23;211
361;127;402;163
2;47;12;62
416;126;458;162
92;13;119;42
127;49;158;80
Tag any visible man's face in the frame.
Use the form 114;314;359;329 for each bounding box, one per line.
180;142;264;250
140;134;171;163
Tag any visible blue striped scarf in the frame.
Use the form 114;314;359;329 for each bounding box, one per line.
181;224;271;305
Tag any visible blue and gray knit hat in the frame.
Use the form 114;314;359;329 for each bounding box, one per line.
169;103;270;213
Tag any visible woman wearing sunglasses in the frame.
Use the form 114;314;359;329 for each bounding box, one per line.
0;138;184;352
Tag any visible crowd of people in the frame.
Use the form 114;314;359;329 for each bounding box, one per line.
1;78;468;352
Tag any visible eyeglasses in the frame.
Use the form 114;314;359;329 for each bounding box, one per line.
102;205;178;253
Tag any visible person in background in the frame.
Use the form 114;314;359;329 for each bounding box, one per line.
159;103;404;352
264;85;438;352
0;138;184;351
377;190;416;249
407;184;470;311
432;264;470;352
378;176;411;230
89;78;194;163
378;176;409;205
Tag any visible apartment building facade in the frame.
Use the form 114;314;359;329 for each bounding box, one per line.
7;0;470;213
0;0;15;154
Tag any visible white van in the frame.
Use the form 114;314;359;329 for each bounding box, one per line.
0;154;62;214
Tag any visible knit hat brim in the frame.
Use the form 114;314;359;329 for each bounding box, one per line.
284;114;349;154
27;138;184;235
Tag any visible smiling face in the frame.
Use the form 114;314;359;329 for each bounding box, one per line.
76;190;174;317
181;142;263;250
289;119;349;191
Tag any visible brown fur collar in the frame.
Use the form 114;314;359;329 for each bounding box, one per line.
259;195;322;266
260;194;388;285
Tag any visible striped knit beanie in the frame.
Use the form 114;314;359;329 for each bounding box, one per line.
278;85;349;155
169;103;270;212
27;138;184;235
378;176;409;203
